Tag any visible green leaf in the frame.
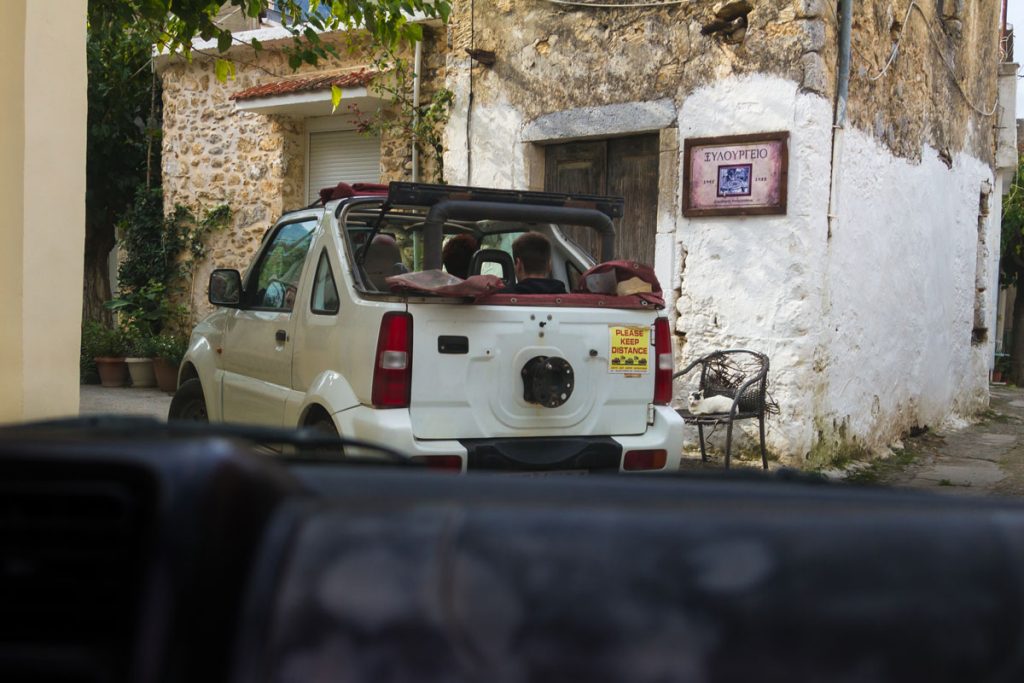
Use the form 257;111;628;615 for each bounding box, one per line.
243;0;264;18
104;299;132;311
217;30;232;53
331;85;343;113
214;58;234;82
404;22;423;42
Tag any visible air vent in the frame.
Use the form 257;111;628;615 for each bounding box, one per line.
0;461;156;682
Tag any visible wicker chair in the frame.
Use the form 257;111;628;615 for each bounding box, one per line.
673;349;770;470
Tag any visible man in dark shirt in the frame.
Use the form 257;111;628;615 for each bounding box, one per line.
505;232;567;294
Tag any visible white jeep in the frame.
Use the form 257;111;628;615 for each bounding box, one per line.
170;182;683;473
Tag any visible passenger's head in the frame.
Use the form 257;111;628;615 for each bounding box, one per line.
512;232;552;279
442;233;479;279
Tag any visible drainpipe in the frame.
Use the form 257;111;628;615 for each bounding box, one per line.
835;0;852;128
826;0;853;239
411;39;423;183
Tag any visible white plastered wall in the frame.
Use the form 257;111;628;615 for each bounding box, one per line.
675;76;834;458
822;127;995;451
677;75;995;460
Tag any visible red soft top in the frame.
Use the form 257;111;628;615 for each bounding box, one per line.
384;259;664;309
319;182;389;205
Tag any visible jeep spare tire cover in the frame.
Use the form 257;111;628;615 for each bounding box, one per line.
521;356;574;408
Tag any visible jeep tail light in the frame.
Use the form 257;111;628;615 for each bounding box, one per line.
653;317;673;405
372;311;413;408
623;449;667;471
411;455;464;472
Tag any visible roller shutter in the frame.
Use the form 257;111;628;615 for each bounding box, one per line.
307;129;381;203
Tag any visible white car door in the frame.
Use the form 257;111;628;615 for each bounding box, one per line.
220;217;318;426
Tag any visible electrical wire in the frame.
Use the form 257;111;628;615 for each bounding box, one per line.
911;3;999;116
867;1;998;116
869;2;916;81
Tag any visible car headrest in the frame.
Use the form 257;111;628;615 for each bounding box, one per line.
363;235;404;291
469;248;515;286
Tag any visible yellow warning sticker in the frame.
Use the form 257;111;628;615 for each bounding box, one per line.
609;326;650;374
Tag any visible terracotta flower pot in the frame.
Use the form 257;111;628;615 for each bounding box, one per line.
125;357;156;388
153;357;180;394
94;357;128;388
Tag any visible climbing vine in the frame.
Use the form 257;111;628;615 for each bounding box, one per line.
107;186;230;337
349;44;455;183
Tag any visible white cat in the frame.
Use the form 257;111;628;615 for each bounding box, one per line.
688;390;734;415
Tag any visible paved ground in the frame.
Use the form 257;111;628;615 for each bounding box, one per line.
80;384;173;421
841;384;1024;497
77;383;1024;497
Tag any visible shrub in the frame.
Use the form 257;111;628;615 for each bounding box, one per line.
81;321;132;382
107;279;186;339
153;334;188;365
110;187;230;336
82;321;128;358
125;331;160;358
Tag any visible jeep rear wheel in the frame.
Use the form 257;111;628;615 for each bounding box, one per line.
308;415;345;458
168;378;208;422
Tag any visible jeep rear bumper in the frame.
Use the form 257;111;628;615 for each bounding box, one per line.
332;404;683;473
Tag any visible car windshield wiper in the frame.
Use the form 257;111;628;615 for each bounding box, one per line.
0;415;412;465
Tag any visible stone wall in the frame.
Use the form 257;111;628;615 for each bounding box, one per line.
446;0;832;118
159;29;448;318
846;0;1000;164
162;53;303;318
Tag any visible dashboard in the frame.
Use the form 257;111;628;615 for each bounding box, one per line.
2;419;1024;682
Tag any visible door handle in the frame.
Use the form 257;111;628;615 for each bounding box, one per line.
275;329;288;343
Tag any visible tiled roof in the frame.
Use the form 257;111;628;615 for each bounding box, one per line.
232;69;376;101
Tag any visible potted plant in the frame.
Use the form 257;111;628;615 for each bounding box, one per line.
153;334;188;393
993;354;1012;384
87;322;129;388
125;332;158;388
80;321;104;384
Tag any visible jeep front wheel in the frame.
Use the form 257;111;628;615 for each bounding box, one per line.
168;378;208;422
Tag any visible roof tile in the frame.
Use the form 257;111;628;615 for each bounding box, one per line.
232;69;376;101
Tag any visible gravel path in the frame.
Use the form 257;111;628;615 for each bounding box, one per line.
845;384;1024;497
79;385;173;421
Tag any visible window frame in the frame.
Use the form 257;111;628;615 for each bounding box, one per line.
244;217;319;312
309;248;341;316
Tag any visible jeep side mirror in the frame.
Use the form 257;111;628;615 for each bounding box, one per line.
209;269;242;307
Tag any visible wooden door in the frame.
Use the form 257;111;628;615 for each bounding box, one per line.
544;134;659;265
607;135;659;265
544;141;607;260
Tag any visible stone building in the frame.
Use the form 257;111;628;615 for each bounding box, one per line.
156;0;1017;465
